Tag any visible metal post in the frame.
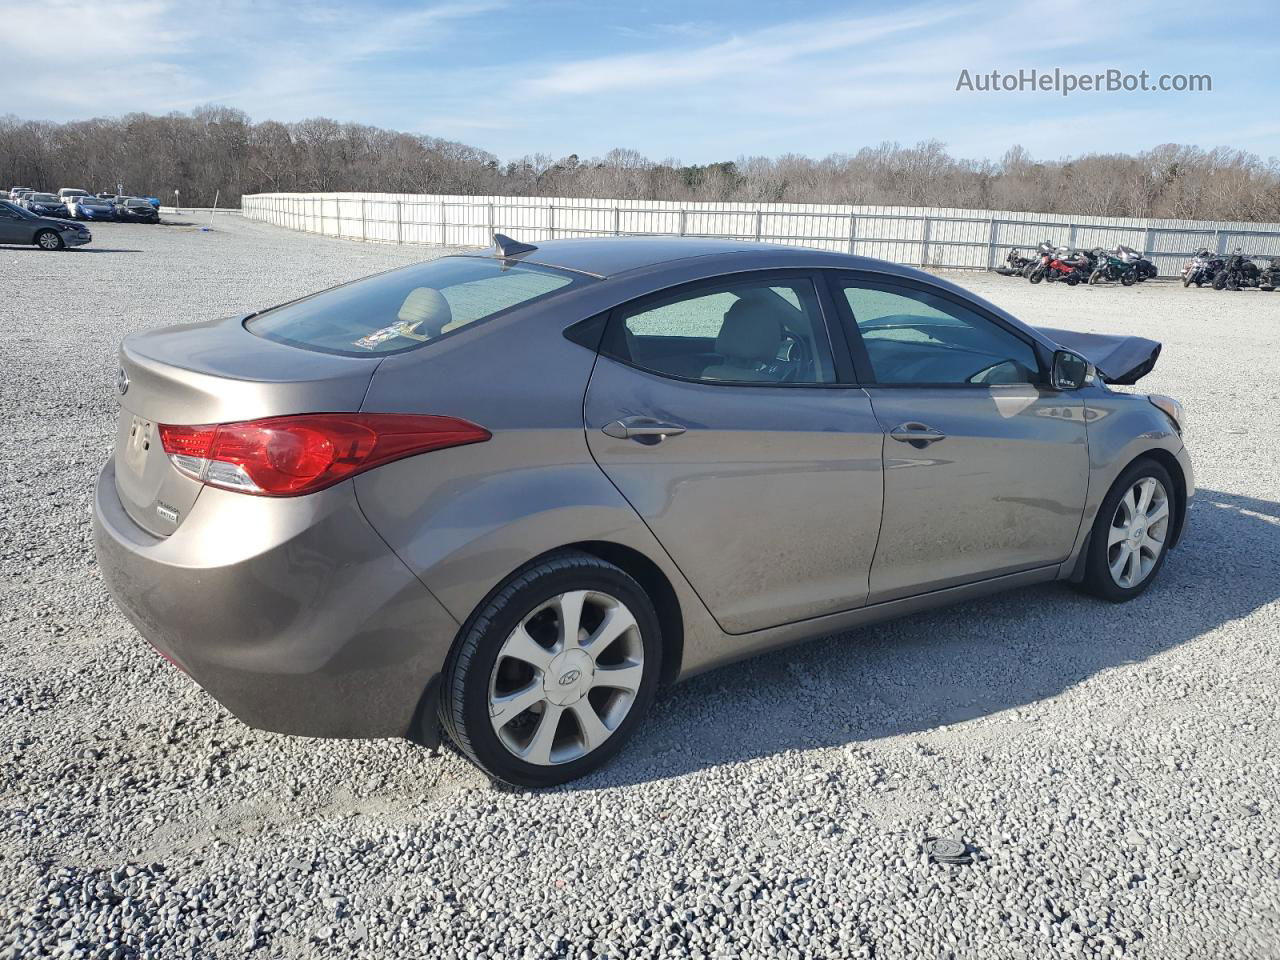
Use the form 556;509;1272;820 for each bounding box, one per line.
677;209;686;237
614;206;621;236
1142;226;1155;257
920;217;932;267
848;212;858;255
754;209;763;242
360;198;367;241
987;218;999;269
487;201;495;241
440;199;447;246
548;204;556;240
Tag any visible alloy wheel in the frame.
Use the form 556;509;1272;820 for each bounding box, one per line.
488;590;645;766
1107;477;1170;589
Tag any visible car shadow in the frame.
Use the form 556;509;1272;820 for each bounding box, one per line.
575;486;1280;790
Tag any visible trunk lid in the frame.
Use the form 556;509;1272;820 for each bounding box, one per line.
113;314;378;535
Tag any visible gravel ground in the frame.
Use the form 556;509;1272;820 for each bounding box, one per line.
2;217;1279;960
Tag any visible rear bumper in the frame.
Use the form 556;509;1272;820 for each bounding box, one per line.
92;458;459;739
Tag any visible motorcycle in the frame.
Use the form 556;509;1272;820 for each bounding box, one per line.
1212;251;1262;290
1089;249;1140;286
1257;257;1280;292
1181;248;1223;287
994;247;1036;277
1029;244;1093;285
1112;245;1157;281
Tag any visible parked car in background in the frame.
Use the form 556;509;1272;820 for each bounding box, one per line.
0;199;91;249
22;193;69;218
93;235;1193;787
115;197;160;223
142;196;162;209
69;195;118;221
57;188;92;211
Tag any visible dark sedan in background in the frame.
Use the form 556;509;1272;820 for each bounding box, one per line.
22;193;69;218
115;197;160;223
0;199;91;249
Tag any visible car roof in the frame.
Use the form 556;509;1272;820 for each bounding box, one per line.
458;235;930;281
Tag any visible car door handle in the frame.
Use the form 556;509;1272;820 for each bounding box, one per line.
601;417;688;441
889;422;946;447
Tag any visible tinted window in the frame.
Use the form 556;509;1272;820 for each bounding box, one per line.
606;277;836;384
841;282;1039;385
248;256;589;356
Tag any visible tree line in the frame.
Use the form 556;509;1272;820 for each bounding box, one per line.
2;106;1278;222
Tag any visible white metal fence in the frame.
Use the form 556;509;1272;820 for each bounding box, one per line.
241;192;1280;275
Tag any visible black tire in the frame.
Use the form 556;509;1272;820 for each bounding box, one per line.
1066;274;1080;286
1212;272;1228;290
1089;269;1105;285
1029;266;1045;284
1079;458;1176;603
437;550;662;787
34;229;64;251
1182;273;1193;287
1121;271;1136;286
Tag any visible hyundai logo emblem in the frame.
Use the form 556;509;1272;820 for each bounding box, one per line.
116;367;130;396
558;668;581;686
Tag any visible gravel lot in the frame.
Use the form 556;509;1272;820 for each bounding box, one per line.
2;216;1278;960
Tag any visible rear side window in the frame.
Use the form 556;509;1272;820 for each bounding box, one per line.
604;277;836;385
248;257;589;356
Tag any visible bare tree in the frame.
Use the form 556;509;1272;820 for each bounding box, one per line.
2;107;1278;221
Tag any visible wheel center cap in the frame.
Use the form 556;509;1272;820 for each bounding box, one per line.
544;649;594;706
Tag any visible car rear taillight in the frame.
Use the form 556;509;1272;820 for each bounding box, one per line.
158;413;490;496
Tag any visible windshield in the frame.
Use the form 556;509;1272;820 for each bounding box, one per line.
32;194;57;202
247;256;591;357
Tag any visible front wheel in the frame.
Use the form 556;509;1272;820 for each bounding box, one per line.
438;551;662;787
1029;267;1045;284
1079;459;1176;602
34;229;64;251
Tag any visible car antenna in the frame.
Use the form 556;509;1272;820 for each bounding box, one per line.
491;233;538;258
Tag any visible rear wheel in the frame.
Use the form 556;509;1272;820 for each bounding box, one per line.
34;229;63;251
1080;459;1175;602
1121;271;1136;286
438;550;662;787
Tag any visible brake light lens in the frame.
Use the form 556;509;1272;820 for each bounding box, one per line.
158;413;490;496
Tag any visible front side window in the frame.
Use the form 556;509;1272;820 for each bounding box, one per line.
248;256;589;356
841;281;1040;385
606;277;836;385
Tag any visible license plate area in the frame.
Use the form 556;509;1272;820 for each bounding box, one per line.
125;416;154;475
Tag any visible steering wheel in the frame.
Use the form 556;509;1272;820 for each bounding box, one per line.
777;329;812;381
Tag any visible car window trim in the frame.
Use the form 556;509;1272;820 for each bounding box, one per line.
823;269;1048;388
599;268;860;389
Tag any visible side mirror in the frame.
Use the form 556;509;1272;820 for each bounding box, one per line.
1051;350;1092;390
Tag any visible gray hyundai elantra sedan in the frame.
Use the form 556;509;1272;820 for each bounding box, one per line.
93;235;1193;786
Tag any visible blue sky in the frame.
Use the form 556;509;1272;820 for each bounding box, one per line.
4;0;1277;164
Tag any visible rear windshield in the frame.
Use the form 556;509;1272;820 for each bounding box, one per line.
32;194;57;202
247;256;590;356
